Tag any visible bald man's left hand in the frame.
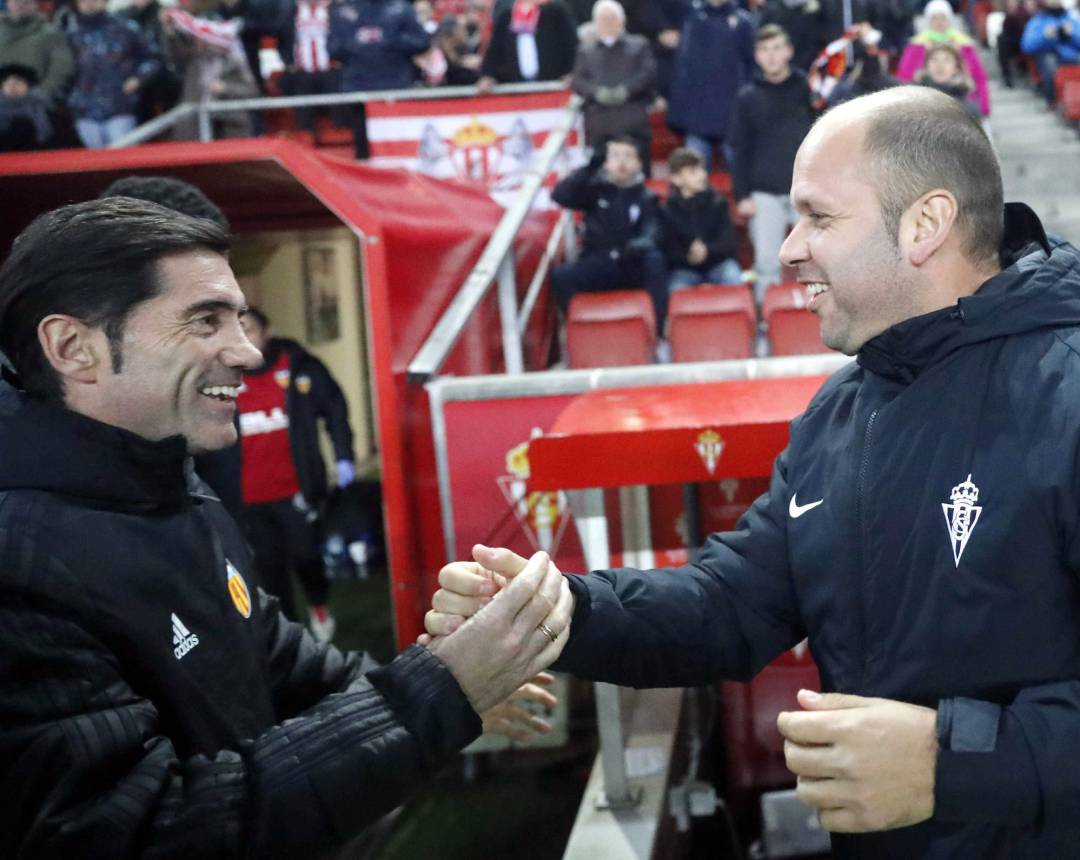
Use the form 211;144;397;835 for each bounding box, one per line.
777;690;938;833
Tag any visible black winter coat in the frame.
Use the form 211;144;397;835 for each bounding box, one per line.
661;187;738;269
552;162;662;259
480;3;576;83
728;69;815;201
555;205;1080;858
0;399;479;857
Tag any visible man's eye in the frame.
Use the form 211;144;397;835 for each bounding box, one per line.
193;315;218;331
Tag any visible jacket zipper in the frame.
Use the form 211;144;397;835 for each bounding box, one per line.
856;408;878;691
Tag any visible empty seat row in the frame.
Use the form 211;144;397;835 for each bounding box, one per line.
565;284;828;368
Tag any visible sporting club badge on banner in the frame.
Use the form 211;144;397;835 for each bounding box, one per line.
365;90;583;204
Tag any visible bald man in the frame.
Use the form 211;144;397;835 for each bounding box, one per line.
427;87;1080;857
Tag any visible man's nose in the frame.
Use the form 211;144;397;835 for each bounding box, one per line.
779;219;807;269
223;330;263;371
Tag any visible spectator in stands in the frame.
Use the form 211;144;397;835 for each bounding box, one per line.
477;0;576;92
328;0;429;158
218;0;281;95
237;306;356;643
0;0;73;109
897;0;989;117
162;8;260;140
619;0;688;99
571;0;656;176
997;0;1035;88
757;0;825;70
662;147;742;292
0;61;50;149
432;15;483;84
278;0;340;133
1020;0;1080;104
549;137;668;344
915;42;979;117
0;196;570;858
730;24;815;300
873;0;921;55
666;0;756;173
818;24;898;106
120;0;180;124
66;0;160;148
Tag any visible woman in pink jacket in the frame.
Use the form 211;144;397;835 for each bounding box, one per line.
897;0;990;116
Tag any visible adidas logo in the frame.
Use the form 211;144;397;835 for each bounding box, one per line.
172;613;200;660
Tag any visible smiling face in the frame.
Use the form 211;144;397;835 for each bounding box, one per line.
84;250;262;454
779;118;915;355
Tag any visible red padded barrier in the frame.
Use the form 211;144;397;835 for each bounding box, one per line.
668;284;756;361
567;290;656;368
763;283;830;356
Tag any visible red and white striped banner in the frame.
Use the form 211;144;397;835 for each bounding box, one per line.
366;90;582;201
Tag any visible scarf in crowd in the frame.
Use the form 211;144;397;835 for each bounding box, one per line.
164;8;242;53
510;0;546;35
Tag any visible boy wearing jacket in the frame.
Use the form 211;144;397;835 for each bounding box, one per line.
661;147;742;291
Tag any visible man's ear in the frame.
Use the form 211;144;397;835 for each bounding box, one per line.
37;315;108;387
901;189;959;267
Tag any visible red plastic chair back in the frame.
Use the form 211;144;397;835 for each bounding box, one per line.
668;285;756;361
567;290;657;368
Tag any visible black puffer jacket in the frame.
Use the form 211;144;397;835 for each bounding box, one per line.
0;399;479;858
556;205;1080;858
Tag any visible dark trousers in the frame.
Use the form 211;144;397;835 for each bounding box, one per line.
280;68;342;132
243;497;329;622
551;248;669;334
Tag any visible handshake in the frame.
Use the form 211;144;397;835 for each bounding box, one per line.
421;545;574;738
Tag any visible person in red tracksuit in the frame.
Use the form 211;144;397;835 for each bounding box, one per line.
238;306;356;643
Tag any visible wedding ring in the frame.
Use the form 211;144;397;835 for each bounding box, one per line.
537;622;558;643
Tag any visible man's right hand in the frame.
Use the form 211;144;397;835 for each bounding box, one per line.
427;550;573;714
687;239;708;266
736;198;756;219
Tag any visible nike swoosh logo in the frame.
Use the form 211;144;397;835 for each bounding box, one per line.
789;494;824;518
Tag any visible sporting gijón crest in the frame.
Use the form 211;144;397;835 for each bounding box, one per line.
942;474;982;567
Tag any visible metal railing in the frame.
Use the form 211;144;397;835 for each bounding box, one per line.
109;80;572;148
406;92;583;383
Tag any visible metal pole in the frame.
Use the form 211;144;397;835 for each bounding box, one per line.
197;101;212;143
496;251;524;375
108;102;196;148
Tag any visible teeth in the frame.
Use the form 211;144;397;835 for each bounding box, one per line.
200;385;239;399
805;283;830;297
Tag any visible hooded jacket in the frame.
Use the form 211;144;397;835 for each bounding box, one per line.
0;399;479;857
554;205;1080;858
327;0;430;91
0;12;74;104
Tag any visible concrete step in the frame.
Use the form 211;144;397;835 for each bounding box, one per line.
999;158;1080;187
993;132;1079;157
990;112;1065;133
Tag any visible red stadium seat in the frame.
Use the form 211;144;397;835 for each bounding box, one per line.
721;647;821;795
972;1;993;45
567;290;656;368
668;285;756;361
762;283;830;356
649;110;683;167
1056;67;1080;111
1064;80;1080;122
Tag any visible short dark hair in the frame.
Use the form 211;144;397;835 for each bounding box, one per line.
853;87;1003;265
667;146;703;175
100;175;230;230
0;197;231;401
756;23;789;44
606;135;642;157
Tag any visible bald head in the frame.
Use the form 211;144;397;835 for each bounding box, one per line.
806;87;1002;268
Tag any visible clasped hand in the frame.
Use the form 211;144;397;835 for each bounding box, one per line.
777;689;938;832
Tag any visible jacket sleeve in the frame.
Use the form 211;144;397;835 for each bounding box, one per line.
728;90;752;202
308;354;355;462
660;205;692;265
480;12;510;79
0;574;479;859
552;446;806;687
389;3;431;57
1020;16;1049;54
570;46;598;99
960;44;990;116
706;192;738;262
278;0;297;66
128;21;162;83
41;28;75;104
551;163;598;210
624;38;657;100
327;7;355;62
895;42;924;82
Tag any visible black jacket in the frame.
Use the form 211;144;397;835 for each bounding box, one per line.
552;161;662;259
661;187;738;270
480;3;576;83
555;205;1080;858
729;69;815;201
0;399;479;857
246;337;354;507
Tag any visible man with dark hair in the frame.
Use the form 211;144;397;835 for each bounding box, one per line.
729;23;815;303
0;196;572;858
549;136;668;346
427;87;1080;856
99;175;242;520
238;305;355;641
